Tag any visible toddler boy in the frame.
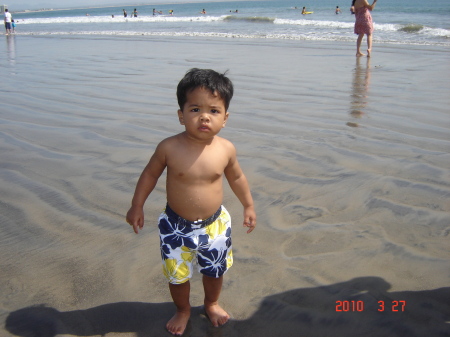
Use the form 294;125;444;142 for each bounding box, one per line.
126;68;256;336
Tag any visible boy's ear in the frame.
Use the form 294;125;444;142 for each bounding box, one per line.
177;109;184;125
222;111;229;128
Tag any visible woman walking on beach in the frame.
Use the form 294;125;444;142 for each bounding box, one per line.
351;0;378;57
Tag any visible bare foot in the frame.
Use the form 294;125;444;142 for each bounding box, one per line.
166;311;190;336
205;303;230;327
367;49;372;57
356;52;365;57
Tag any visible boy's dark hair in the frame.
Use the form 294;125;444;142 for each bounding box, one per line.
177;68;234;111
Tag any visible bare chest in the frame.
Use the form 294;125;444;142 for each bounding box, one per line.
167;146;229;182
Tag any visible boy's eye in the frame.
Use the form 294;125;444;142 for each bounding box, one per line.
191;108;200;112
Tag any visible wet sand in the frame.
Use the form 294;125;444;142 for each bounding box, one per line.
1;35;449;336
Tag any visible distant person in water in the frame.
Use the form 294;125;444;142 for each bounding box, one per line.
132;9;138;17
123;9;127;17
351;0;378;57
201;9;207;14
336;6;342;14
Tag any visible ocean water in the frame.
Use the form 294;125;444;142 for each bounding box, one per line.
10;0;450;46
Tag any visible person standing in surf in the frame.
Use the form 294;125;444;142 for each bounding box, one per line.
4;9;12;35
351;0;378;57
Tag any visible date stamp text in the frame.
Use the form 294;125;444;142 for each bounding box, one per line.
335;300;406;312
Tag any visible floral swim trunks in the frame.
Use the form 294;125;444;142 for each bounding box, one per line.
158;204;233;284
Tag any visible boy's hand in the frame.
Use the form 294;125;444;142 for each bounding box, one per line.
126;206;144;234
243;206;256;234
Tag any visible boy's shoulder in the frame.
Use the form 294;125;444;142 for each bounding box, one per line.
214;135;235;150
211;136;237;160
154;134;180;154
159;134;181;145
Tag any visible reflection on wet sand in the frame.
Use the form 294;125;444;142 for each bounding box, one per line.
6;35;16;67
348;57;371;127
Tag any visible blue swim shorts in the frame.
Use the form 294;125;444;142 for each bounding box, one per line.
158;204;233;284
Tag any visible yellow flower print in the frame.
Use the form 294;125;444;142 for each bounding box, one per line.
181;246;194;263
205;210;229;239
163;258;190;284
226;250;233;269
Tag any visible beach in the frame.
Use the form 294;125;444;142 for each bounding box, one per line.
1;35;449;336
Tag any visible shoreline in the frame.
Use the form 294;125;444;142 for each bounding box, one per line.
6;32;450;49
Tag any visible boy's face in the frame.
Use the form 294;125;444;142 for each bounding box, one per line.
178;87;229;141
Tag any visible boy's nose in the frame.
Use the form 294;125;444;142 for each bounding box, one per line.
200;114;210;122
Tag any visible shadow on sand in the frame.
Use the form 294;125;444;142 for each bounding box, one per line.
5;277;450;337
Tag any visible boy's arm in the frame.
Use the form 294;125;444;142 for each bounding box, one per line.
126;142;167;234
224;143;256;234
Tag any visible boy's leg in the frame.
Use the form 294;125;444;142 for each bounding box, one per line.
167;281;191;336
203;275;230;327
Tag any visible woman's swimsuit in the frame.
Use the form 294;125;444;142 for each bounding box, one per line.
354;7;374;35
